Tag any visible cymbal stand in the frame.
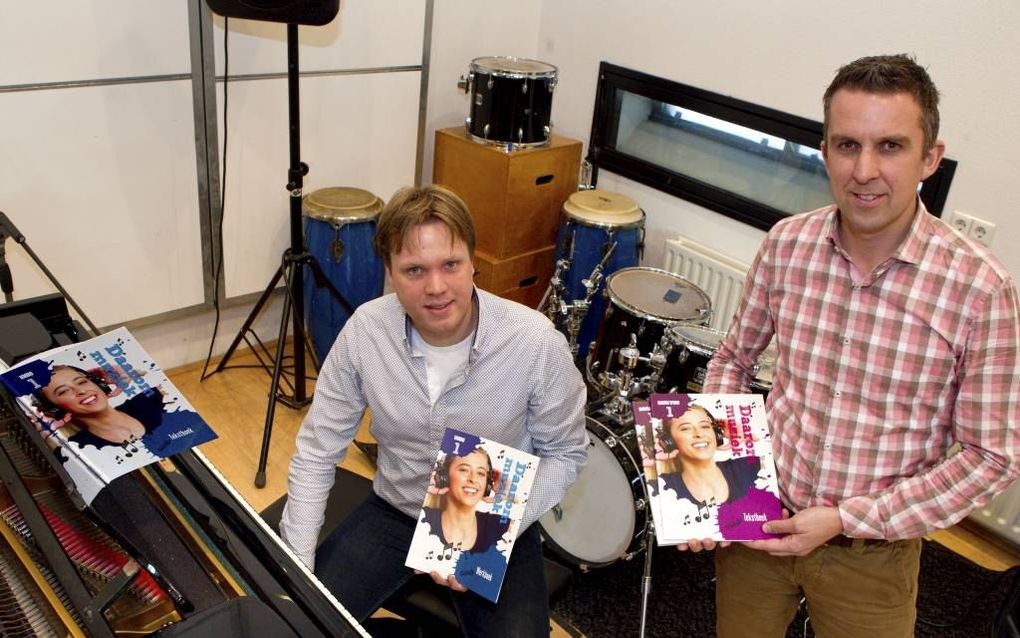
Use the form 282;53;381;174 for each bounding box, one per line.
539;258;570;322
638;516;656;638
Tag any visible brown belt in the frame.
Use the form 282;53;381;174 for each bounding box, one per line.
826;535;888;549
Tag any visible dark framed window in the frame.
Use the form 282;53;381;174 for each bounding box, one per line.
588;62;957;232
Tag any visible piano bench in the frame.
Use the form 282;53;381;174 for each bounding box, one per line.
260;468;573;636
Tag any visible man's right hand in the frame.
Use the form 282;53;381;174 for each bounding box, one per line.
676;538;730;553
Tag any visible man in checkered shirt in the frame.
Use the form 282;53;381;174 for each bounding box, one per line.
698;55;1020;637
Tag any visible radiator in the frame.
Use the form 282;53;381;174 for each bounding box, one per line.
662;236;749;332
970;478;1020;546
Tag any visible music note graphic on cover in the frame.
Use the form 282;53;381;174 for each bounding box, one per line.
0;327;218;505
648;393;782;544
404;428;539;603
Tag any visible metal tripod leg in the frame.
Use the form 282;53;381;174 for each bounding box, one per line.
254;261;296;488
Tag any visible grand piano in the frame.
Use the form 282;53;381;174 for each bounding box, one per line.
0;296;367;637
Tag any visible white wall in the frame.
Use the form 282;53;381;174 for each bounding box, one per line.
533;0;1020;277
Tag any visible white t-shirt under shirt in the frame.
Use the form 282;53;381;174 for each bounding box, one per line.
409;327;474;404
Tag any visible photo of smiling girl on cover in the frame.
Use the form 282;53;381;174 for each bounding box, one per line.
422;446;511;554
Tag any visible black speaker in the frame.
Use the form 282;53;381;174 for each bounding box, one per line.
206;0;339;26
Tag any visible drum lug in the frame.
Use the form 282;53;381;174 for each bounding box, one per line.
543;124;551;140
487;77;494;90
635;498;647;512
521;81;528;94
483;123;490;139
464;116;471;130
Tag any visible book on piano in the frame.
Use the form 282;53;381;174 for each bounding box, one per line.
0;326;217;504
404;427;539;603
647;393;782;544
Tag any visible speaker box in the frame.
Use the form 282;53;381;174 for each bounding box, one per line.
205;0;339;26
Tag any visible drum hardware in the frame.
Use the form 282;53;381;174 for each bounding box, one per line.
578;159;596;191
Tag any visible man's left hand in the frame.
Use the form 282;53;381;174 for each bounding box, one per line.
745;506;842;556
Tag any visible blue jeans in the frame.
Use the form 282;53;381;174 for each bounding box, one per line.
314;492;549;638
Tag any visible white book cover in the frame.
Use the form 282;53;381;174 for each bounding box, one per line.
405;428;539;603
648;393;782;543
0;327;218;504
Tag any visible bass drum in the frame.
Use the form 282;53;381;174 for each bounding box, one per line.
539;416;647;570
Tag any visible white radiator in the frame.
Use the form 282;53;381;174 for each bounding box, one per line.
970;478;1020;546
662;236;749;332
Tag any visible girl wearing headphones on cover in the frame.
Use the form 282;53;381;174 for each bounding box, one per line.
423;446;511;554
659;400;760;507
32;365;149;448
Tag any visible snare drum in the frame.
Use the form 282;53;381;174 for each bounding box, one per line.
555;190;644;360
464;56;557;147
658;324;728;393
539;416;647;569
588;267;712;389
302;187;385;364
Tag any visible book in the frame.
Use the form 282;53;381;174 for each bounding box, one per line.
404;427;539;603
647;393;781;543
631;400;660;527
0;327;218;505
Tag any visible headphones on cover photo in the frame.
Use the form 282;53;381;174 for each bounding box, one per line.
434;447;495;497
32;365;113;419
657;406;726;454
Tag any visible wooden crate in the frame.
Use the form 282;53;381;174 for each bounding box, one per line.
473;245;556;310
434;127;581;259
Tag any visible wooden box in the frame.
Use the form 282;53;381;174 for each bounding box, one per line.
473;245;556;310
434;127;581;259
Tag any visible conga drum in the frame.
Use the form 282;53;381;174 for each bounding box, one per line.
302;187;384;364
554;190;644;360
464;56;557;148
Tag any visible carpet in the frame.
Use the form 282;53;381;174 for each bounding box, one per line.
551;539;1018;637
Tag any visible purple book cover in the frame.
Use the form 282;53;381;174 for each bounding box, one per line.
648;393;781;542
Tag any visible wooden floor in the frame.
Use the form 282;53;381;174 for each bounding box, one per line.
167;343;1020;626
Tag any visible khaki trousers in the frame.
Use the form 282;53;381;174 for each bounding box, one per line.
715;539;922;638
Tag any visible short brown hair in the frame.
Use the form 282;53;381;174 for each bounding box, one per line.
373;185;476;268
823;54;940;154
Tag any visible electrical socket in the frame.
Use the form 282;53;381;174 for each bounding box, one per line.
969;217;996;247
946;210;996;247
945;210;974;236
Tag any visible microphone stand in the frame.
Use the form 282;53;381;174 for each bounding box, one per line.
0;210;100;336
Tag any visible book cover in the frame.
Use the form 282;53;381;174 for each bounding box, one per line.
404;427;539;603
648;393;781;543
0;327;218;504
631;400;660;525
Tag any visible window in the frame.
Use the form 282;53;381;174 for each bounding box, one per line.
588;62;957;231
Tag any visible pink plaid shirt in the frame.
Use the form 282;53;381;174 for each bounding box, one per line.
705;202;1020;539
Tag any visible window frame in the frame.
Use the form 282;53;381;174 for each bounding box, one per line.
587;62;957;232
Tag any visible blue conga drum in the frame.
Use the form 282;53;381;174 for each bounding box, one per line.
303;187;385;364
554;190;645;360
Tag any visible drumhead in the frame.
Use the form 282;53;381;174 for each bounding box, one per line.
666;324;727;358
563;190;644;229
539;418;639;566
606;267;712;324
470;56;557;78
302;187;383;223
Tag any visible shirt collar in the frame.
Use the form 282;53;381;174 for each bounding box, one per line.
401;288;482;357
824;197;931;266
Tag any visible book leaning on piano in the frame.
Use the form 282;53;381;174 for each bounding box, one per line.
405;427;539;603
643;393;782;545
0;326;217;505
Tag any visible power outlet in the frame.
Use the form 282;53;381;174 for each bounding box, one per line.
945;210;974;236
946;210;997;247
969;216;996;247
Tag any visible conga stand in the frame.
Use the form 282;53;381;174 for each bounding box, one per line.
211;24;353;488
